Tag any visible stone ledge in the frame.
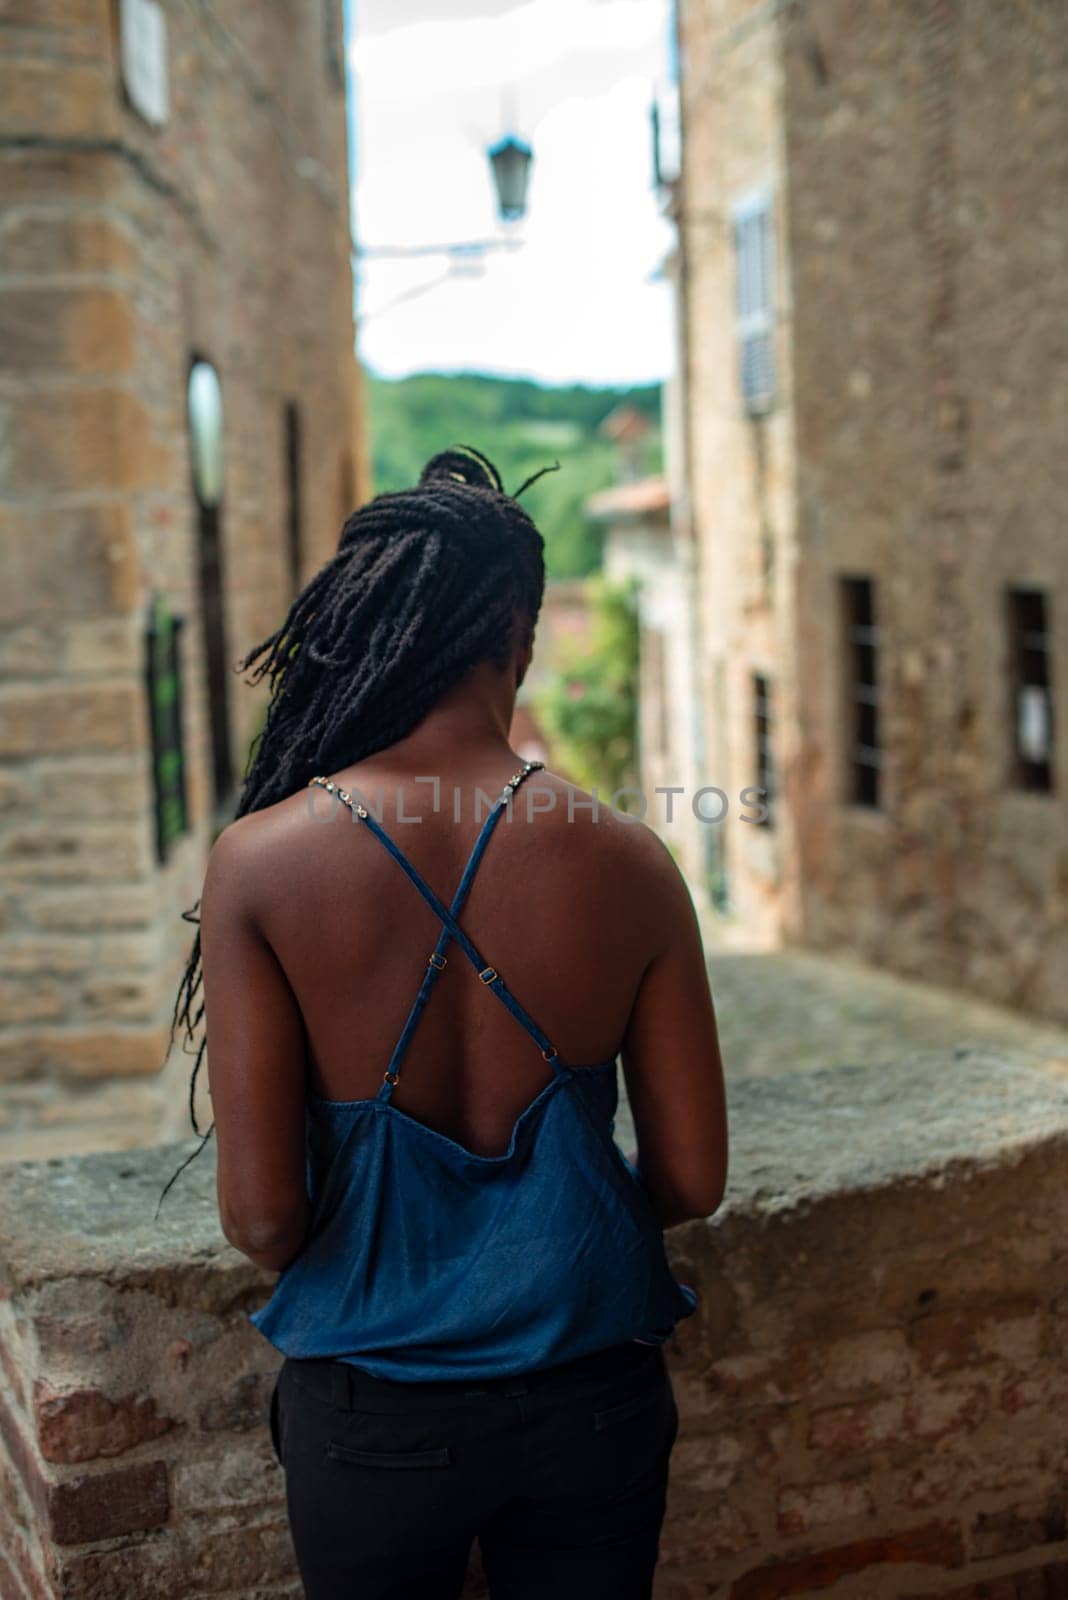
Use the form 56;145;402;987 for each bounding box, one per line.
1;1048;1066;1293
0;1134;265;1308
1;1050;1068;1598
709;1047;1068;1215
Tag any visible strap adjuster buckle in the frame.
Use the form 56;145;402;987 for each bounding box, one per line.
478;967;499;985
428;952;447;971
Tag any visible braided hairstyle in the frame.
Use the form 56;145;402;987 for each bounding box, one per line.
162;446;554;1200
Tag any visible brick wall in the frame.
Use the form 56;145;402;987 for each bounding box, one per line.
1;1052;1066;1597
0;0;365;1158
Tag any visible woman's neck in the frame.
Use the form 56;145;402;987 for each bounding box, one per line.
354;661;520;778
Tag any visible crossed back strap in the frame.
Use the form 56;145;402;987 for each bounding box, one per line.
309;761;564;1101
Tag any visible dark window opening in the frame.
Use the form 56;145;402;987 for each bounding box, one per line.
188;357;233;810
1008;587;1055;792
753;673;774;825
323;0;345;88
841;577;882;808
707;658;731;912
284;401;304;598
197;498;233;807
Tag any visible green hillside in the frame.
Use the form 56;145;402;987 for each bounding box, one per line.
367;371;662;579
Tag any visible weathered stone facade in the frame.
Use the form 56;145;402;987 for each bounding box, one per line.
589;475;710;893
2;1051;1067;1595
677;0;1068;1017
0;0;365;1158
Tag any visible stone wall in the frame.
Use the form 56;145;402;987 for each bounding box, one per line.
677;0;1068;1018
783;0;1068;1019
677;0;801;943
0;0;365;1159
597;493;709;891
2;1051;1067;1597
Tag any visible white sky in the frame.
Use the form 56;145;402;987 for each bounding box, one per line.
349;0;675;384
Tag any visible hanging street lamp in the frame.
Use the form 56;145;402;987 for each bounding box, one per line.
353;129;534;323
488;134;533;224
358;133;534;262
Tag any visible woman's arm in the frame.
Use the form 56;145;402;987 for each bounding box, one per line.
620;836;728;1230
199;819;309;1271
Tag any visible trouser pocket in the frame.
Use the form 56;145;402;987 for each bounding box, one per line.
325;1439;453;1469
586;1346;677;1466
593;1383;664;1432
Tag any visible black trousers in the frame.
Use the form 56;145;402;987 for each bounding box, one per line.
270;1339;679;1599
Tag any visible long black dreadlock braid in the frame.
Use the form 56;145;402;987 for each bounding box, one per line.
160;447;557;1207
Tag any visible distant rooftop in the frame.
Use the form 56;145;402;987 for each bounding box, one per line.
585;476;671;523
598;403;655;443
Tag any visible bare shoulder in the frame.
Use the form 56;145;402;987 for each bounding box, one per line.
533;768;695;917
201;788;319;912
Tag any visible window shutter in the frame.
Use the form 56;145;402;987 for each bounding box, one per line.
733;196;776;414
145;595;190;864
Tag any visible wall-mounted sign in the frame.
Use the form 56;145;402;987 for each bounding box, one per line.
120;0;169;129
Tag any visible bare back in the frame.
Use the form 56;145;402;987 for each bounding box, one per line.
202;740;727;1257
227;762;677;1155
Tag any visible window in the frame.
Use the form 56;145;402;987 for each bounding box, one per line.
753;673;774;824
706;658;731;912
1008;587;1055;792
652;0;681;197
284;402;304;597
145;595;189;863
733;192;776;415
323;0;345;89
841;577;882;808
188;357;233;809
119;0;169;128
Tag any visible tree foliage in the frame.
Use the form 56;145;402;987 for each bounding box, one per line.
368;370;661;580
536;577;641;796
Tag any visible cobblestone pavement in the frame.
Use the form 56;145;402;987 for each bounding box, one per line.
700;920;1068;1082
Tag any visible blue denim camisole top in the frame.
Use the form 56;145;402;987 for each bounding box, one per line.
250;760;698;1381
